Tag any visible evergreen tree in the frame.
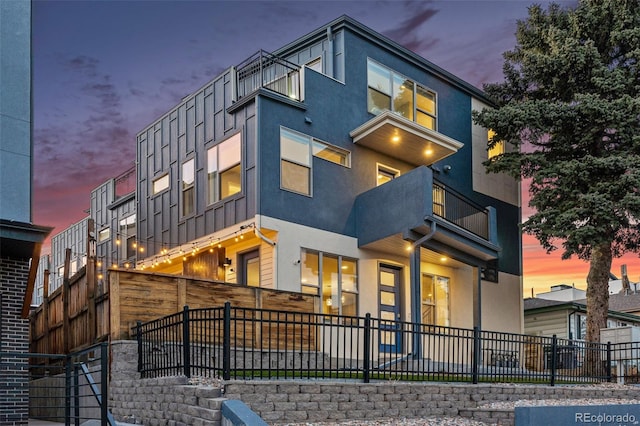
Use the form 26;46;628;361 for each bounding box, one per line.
473;1;640;354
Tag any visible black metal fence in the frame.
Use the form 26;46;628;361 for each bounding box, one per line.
134;303;633;385
0;342;114;425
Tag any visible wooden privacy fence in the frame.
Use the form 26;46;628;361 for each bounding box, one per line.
30;268;319;356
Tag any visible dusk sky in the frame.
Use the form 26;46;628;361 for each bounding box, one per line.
31;0;640;296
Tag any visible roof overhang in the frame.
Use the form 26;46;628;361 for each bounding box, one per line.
349;111;464;166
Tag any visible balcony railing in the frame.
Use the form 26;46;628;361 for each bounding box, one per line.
433;183;489;239
235;50;301;101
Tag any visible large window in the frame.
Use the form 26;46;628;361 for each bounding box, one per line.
421;274;450;326
207;133;242;204
182;159;195;216
280;127;350;196
300;249;357;316
367;59;437;130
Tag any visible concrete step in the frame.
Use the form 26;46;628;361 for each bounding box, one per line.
458;407;515;426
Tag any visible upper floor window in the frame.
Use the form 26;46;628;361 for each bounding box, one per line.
119;214;136;260
306;57;322;73
182;159;195;217
207;133;242;204
98;228;110;242
280;127;350;196
377;164;400;186
367;59;437;130
152;173;169;195
300;249;358;317
487;129;504;159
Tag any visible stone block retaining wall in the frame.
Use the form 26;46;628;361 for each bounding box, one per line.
224;381;640;424
109;341;640;425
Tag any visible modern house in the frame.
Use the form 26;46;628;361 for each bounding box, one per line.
124;15;522;336
0;1;52;424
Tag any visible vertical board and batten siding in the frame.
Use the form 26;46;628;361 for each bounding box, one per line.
137;69;257;263
524;310;569;340
49;218;89;294
91;179;136;269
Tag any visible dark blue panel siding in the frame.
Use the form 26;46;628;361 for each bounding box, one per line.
256;27;520;276
137;70;257;259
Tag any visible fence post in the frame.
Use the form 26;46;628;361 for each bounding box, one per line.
136;321;142;374
65;355;72;425
74;362;80;426
472;326;480;384
363;314;371;383
606;342;612;383
550;335;557;386
101;342;109;426
183;305;191;378
223;302;231;380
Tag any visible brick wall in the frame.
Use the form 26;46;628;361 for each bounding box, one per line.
0;257;31;426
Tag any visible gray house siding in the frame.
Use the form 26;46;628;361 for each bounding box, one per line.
136;71;257;257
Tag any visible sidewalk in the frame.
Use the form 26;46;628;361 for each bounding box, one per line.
28;421;64;426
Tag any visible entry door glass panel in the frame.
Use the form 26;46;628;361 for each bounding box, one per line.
240;250;260;287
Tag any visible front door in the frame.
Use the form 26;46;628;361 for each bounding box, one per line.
239;249;260;287
379;265;402;353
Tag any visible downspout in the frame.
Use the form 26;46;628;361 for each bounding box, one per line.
253;225;277;289
410;219;437;359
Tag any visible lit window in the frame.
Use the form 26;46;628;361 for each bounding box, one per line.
98;228;110;242
377;164;399;186
280;127;350;195
182;159;195;216
119;215;136;260
421;274;450;326
312;140;350;167
367;59;436;130
432;184;446;217
300;249;358;317
208;133;242;204
152;174;169;195
487;129;504;159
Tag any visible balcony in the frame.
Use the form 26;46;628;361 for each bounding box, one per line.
235;50;301;101
355;166;498;261
349;111;464;166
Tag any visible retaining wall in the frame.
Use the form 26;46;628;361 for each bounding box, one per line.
109;340;640;425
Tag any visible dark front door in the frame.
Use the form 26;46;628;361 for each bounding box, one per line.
379;265;402;353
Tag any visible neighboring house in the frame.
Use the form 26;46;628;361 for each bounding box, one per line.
0;2;52;424
32;166;136;305
524;297;640;341
34;16;523;349
130;15;522;336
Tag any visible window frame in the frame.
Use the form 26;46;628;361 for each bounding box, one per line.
421;273;450;327
280;127;351;196
300;248;358;317
207;132;242;205
181;158;195;217
376;163;400;186
367;58;438;130
487;129;505;159
152;173;170;196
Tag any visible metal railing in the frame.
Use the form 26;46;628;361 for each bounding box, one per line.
134;303;623;385
433;183;489;239
235;50;301;100
0;343;114;425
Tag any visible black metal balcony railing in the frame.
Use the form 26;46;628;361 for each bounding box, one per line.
433;183;489;239
134;303;624;385
235;50;301;101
